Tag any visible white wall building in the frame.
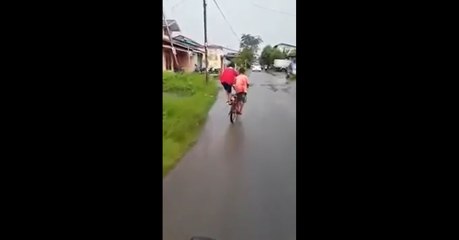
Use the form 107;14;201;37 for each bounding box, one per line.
273;43;296;55
206;45;238;70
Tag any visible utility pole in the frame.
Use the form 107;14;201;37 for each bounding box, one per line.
203;0;209;83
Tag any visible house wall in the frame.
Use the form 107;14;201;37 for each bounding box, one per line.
163;49;166;70
191;53;201;70
178;51;203;71
164;49;174;71
197;54;203;68
163;43;192;72
207;48;224;70
164;49;194;72
174;51;196;72
188;52;204;70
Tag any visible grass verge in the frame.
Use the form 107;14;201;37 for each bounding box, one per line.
163;72;218;177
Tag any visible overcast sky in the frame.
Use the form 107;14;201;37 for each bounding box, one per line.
163;0;296;52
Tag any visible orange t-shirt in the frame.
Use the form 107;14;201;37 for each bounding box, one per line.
234;74;249;93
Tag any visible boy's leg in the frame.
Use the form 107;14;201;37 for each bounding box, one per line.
235;93;243;114
227;90;233;104
223;83;231;103
239;93;247;113
238;102;244;114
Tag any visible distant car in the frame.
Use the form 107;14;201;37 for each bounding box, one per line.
251;65;262;72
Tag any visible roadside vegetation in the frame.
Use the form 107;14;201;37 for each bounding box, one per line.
163;72;218;176
233;34;263;68
259;45;296;67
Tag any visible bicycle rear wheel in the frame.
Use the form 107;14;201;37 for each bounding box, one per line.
229;108;236;123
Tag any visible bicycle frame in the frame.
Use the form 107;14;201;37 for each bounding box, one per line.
231;95;242;112
229;94;241;123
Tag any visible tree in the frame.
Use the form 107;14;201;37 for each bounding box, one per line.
259;45;273;66
268;48;286;65
282;49;290;57
234;34;263;69
259;45;289;67
240;34;263;54
235;48;254;68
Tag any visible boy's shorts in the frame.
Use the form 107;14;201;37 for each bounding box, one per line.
236;92;247;103
222;82;232;94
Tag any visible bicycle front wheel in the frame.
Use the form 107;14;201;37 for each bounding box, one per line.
229;104;237;123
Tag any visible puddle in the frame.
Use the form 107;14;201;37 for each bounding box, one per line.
260;83;290;92
260;83;285;87
269;85;278;92
281;87;290;93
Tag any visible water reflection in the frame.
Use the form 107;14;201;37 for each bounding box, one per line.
223;121;245;159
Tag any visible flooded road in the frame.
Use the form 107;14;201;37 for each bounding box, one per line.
163;71;296;240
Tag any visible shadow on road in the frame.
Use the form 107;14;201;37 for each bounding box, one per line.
223;122;246;158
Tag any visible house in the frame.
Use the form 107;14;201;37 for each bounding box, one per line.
173;35;205;72
206;45;224;70
162;20;207;72
163;19;180;39
206;45;238;70
163;19;199;71
273;43;296;55
163;19;181;71
222;52;239;67
162;19;238;72
223;52;237;66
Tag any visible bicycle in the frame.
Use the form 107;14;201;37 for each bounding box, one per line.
228;93;241;123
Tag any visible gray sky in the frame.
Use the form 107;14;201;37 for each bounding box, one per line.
163;0;296;52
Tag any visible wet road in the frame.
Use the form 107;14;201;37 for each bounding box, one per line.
163;71;296;240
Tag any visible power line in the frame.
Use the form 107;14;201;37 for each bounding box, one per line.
211;0;240;41
252;2;296;17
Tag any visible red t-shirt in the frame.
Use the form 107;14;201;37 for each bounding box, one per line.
219;67;238;85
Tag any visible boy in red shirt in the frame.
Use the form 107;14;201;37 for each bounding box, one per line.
233;67;250;114
219;63;239;104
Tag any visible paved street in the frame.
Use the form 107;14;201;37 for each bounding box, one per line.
163;71;296;240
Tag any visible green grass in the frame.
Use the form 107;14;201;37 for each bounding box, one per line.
163;72;218;177
288;74;296;80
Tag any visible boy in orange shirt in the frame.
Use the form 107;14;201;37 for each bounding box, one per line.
232;67;250;115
